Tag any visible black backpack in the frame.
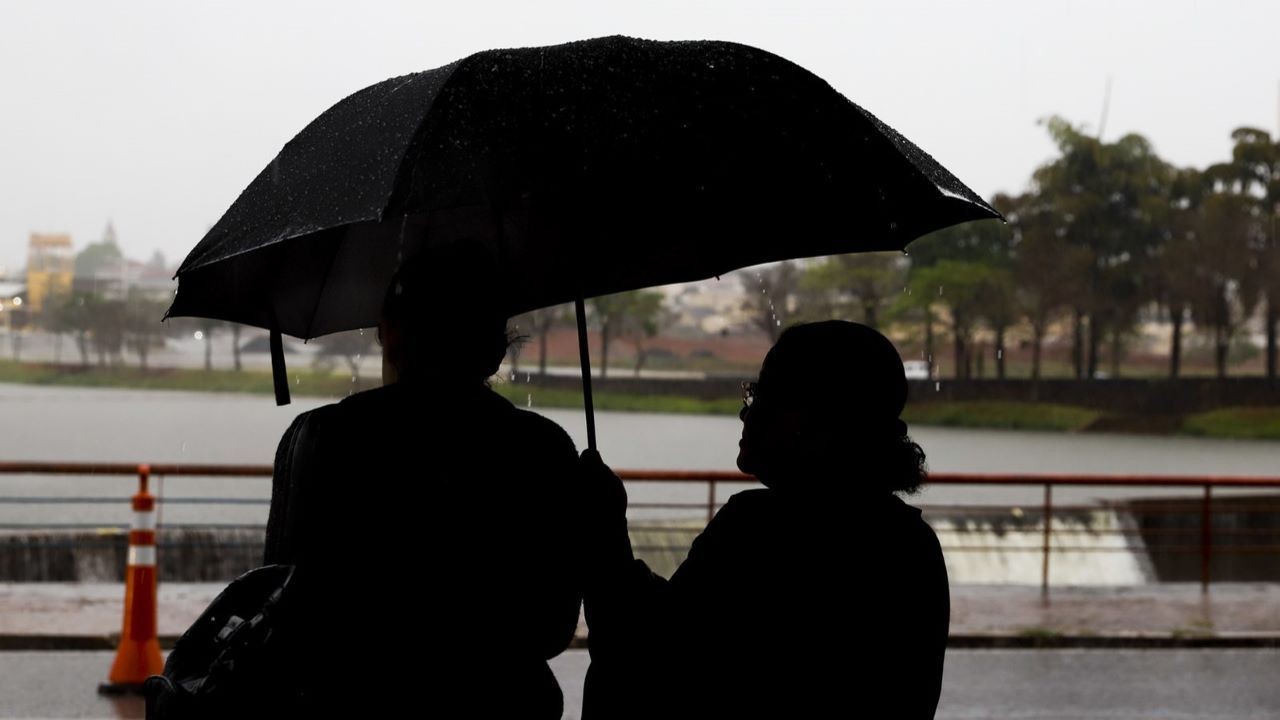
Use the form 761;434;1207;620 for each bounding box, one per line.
144;564;306;719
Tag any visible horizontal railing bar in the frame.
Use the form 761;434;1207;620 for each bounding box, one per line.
932;527;1280;537
631;545;1280;555
0;523;266;531
938;545;1280;553
0;462;1278;488
0;497;271;505
0;462;272;476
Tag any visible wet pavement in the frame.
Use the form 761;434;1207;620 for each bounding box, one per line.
2;648;1276;719
4;582;1277;643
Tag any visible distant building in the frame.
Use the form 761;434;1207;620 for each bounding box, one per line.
661;277;759;335
25;232;73;313
70;222;176;301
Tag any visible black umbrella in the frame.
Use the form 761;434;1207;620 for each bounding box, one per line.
166;36;1000;447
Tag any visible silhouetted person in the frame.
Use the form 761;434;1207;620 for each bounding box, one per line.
581;320;949;719
264;246;581;717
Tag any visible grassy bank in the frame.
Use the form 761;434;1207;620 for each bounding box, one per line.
0;359;360;397
901;401;1102;432
1181;407;1280;440
2;360;1279;440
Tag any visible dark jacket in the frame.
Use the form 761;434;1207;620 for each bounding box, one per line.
265;380;581;718
584;487;949;719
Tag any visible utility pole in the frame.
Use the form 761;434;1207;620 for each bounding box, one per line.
1097;75;1113;141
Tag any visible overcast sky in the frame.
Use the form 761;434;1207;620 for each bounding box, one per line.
1;0;1277;273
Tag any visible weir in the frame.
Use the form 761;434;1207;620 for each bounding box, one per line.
3;496;1278;584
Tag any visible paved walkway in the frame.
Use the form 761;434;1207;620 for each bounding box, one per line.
2;582;1277;647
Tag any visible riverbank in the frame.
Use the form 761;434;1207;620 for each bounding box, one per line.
1;360;1278;439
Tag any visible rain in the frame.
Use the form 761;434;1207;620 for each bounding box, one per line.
0;2;1278;719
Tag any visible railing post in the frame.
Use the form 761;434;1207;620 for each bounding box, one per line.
1041;483;1052;605
1201;484;1212;595
707;479;716;525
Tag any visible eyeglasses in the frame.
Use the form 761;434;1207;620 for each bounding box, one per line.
741;381;758;409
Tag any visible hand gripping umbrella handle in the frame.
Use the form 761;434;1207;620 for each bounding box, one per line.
575;296;597;452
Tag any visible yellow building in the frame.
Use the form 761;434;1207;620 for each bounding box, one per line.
25;233;73;313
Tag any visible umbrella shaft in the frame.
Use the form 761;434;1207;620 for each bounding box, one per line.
575;296;597;452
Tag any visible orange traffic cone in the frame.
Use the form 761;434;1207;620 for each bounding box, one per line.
99;464;164;695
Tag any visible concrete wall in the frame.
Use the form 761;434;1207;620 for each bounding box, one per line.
912;378;1280;414
4;497;1275;584
0;529;262;582
1119;494;1280;583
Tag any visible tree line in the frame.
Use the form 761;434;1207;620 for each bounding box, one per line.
744;117;1280;382
22;289;379;379
21;118;1277;383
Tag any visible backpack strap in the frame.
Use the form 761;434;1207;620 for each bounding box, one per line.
264;409;325;565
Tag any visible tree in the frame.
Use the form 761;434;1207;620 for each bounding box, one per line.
1186;192;1262;379
909;202;1016;379
618;291;668;376
1032;117;1174;379
1150;168;1209;378
1006;193;1085;382
73;239;123;281
313;329;376;390
230;324;243;372
799;252;904;329
34;289;72;364
909;261;990;379
56;293;95;367
511;305;569;377
198;322;221;371
87;298;126;367
124;289;167;371
738;261;799;342
1220;128;1279;383
888;280;938;379
589;291;667;378
976;266;1017;379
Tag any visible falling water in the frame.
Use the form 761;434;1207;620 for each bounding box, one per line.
930;509;1153;585
754;271;781;329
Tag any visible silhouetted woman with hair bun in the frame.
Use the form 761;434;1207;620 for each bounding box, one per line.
581;320;949;719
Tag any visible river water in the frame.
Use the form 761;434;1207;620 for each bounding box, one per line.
2;383;1277;584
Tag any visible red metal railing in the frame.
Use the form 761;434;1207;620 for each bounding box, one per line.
1;462;1278;600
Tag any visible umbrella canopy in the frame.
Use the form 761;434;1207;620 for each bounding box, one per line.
166;35;1000;420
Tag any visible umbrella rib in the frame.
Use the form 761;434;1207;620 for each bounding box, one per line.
382;56;474;221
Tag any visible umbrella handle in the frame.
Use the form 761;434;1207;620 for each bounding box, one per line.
575;296;597;451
